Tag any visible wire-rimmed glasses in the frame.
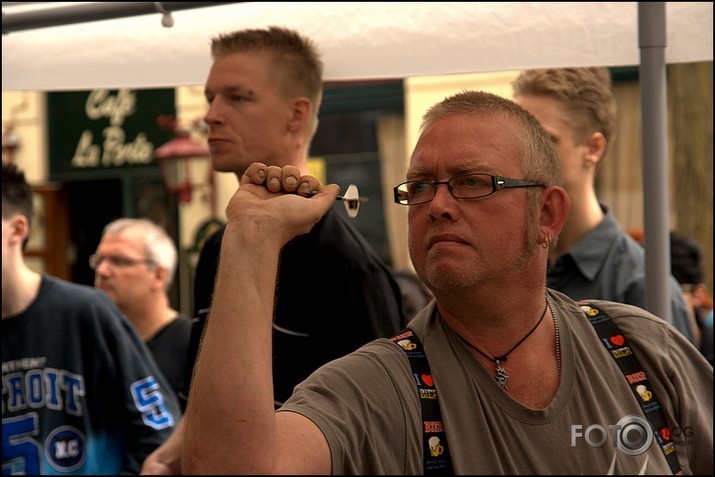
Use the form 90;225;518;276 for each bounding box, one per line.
89;254;155;270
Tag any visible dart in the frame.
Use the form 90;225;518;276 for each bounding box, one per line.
305;184;368;218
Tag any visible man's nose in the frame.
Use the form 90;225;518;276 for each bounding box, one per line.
432;183;456;202
427;184;459;220
204;98;225;125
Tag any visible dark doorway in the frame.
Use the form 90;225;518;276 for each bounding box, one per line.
67;179;123;287
64;176;180;311
65;175;181;306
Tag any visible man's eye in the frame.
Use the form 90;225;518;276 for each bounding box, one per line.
411;182;433;195
458;176;488;189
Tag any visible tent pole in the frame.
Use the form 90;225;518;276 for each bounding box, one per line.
638;2;672;324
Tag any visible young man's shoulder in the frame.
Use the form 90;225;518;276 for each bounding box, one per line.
42;274;113;302
39;275;127;322
309;208;385;261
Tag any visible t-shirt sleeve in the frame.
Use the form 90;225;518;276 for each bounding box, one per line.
278;340;422;475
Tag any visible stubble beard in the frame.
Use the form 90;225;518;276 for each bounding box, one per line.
413;224;540;295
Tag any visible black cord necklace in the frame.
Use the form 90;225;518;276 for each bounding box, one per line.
460;299;549;390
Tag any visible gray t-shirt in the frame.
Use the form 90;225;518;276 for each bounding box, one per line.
279;289;713;474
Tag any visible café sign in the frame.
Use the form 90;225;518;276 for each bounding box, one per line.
48;88;175;179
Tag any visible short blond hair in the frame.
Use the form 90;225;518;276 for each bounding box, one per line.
211;26;324;138
512;67;617;151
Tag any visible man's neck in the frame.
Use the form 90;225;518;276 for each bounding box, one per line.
122;299;177;341
552;191;604;258
2;263;42;319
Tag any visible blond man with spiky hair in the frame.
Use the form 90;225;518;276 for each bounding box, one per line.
140;26;404;474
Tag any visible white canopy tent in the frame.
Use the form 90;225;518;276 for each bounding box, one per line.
2;2;712;89
2;2;713;322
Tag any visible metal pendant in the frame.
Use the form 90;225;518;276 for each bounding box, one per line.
495;360;509;390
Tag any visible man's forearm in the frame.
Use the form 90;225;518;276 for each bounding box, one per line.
183;220;284;473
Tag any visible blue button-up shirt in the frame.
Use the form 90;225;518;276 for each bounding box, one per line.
548;205;694;343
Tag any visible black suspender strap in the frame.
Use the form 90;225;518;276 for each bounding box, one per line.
390;305;683;474
391;329;454;475
578;301;682;475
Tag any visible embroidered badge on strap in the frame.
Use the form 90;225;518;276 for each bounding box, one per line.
391;329;453;474
579;301;682;475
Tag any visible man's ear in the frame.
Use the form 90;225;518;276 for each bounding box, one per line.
540;185;571;236
585;131;607;167
8;214;31;247
151;265;170;293
287;97;311;133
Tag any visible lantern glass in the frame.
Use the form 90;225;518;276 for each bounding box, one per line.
154;133;209;202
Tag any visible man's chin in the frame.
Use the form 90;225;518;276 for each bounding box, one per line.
210;156;246;175
422;257;478;290
96;285;114;297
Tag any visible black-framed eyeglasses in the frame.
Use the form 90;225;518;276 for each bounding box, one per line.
89;254;155;270
393;173;546;206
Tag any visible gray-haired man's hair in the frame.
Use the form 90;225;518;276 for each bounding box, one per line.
102;218;178;291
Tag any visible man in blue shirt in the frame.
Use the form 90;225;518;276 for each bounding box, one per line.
513;67;695;343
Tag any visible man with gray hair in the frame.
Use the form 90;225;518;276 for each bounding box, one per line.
93;218;193;411
181;91;712;474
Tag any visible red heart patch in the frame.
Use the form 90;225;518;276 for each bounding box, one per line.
610;334;625;346
422;374;434;387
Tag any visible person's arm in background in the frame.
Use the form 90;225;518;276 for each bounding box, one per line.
183;163;335;474
140;417;184;474
623;275;697;345
667;275;699;345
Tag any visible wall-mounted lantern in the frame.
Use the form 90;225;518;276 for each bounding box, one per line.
2;123;21;163
154;115;210;203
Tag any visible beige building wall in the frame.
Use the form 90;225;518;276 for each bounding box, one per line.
4;68;709;295
0;74;645;277
404;71;521;158
2;91;48;182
